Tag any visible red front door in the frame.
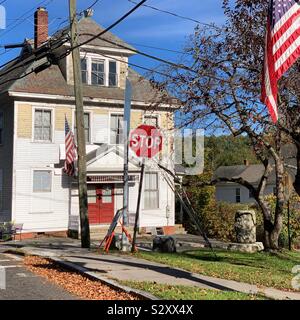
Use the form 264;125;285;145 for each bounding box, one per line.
88;184;115;224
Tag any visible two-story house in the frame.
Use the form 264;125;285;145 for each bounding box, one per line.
0;8;176;238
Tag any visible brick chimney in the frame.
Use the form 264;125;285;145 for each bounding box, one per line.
34;7;48;49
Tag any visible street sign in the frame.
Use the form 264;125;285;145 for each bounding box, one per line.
130;124;163;158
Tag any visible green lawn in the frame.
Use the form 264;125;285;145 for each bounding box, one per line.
121;281;268;300
135;249;300;291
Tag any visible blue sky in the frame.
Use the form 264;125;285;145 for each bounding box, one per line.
0;0;226;73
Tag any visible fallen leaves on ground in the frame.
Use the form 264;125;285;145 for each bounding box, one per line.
23;256;139;300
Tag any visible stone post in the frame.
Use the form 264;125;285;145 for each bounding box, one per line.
234;210;256;244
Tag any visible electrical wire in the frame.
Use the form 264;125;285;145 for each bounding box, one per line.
128;0;221;30
0;1;148;86
0;0;55;38
87;0;103;10
68;0;147;52
128;42;190;56
82;35;197;74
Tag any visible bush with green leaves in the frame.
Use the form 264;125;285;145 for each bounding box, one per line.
181;173;249;241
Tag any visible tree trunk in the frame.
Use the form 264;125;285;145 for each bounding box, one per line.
272;157;285;250
256;195;282;250
257;199;275;250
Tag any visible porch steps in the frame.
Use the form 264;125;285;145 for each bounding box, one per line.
174;224;188;235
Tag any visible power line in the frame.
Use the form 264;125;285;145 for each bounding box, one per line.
49;0;104;37
128;0;221;30
128;42;190;56
92;50;178;80
0;34;70;84
0;0;198;89
0;1;147;83
0;0;55;38
0;0;57;61
0;67;36;87
81;35;197;74
68;0;147;53
87;0;103;10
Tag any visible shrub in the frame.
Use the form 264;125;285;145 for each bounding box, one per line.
181;186;248;242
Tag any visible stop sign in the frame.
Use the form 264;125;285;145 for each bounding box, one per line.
130;125;163;158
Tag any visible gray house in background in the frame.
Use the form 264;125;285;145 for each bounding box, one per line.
213;163;277;204
213;144;297;204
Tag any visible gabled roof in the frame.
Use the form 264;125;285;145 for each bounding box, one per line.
213;164;276;184
86;145;141;172
53;17;135;52
2;63;166;104
0;18;171;105
213;144;297;185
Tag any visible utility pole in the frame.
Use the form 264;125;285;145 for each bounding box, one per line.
69;0;90;248
122;78;132;252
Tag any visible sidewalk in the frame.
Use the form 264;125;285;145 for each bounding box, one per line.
1;237;300;300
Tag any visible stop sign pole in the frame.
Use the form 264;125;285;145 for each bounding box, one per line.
131;159;145;253
130;125;163;252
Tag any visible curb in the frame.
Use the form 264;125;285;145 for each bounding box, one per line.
4;248;159;301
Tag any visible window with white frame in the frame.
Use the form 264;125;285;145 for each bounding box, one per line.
110;114;124;145
80;55;118;87
34;109;52;142
144;173;159;210
74;113;90;144
33;170;52;193
91;59;105;86
81;58;88;84
0;112;3;145
144;115;158;127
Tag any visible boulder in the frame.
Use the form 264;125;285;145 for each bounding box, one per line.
227;242;264;253
235;210;256;244
153;236;177;253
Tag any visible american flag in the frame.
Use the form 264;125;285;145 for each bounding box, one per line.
262;0;300;123
64;116;76;176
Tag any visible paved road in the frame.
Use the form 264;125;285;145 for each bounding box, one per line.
0;253;78;300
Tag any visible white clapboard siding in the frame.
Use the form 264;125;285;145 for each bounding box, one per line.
14;168;70;232
93;114;109;144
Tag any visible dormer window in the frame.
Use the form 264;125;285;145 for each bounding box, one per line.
91;59;105;86
80;54;118;87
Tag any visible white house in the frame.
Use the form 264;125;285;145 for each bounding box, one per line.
213;164;277;204
213;147;296;204
0;8;177;238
